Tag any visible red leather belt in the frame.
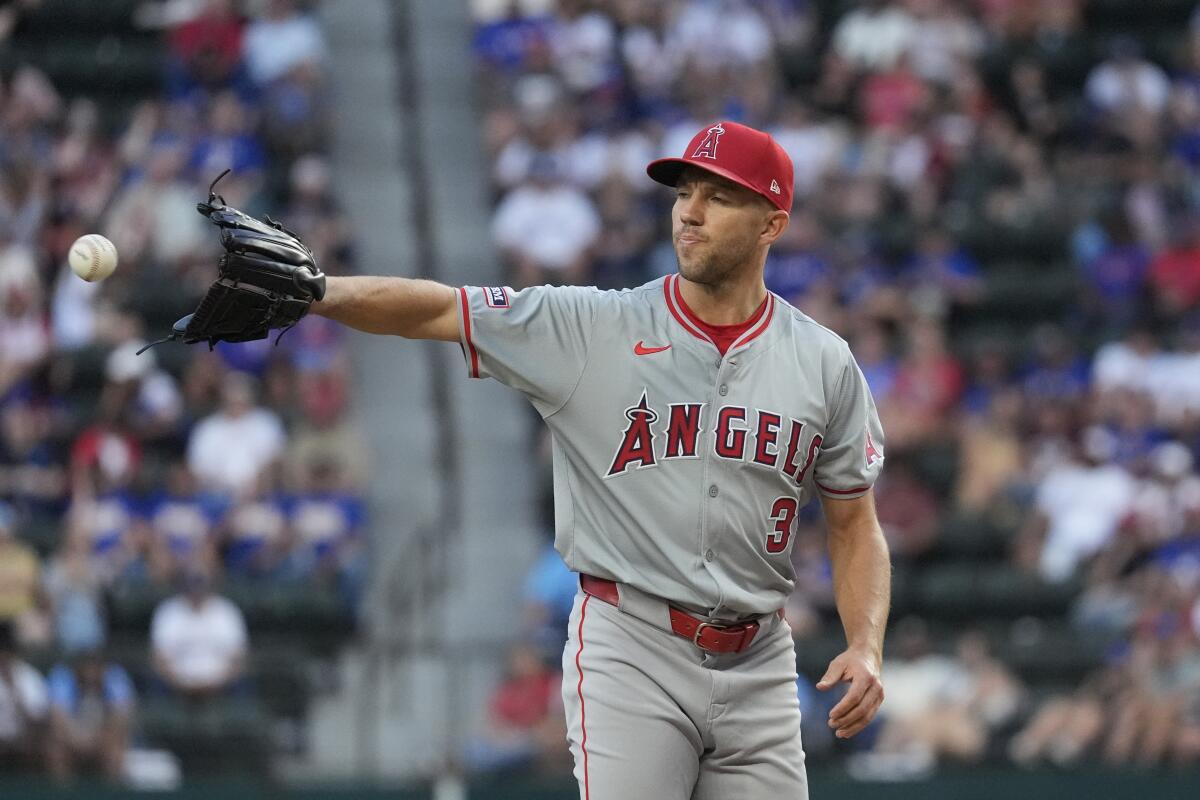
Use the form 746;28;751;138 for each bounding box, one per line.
580;574;761;654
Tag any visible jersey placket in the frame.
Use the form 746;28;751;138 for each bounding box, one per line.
664;275;778;617
698;354;735;613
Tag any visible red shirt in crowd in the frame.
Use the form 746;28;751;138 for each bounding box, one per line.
1149;245;1200;311
488;671;558;729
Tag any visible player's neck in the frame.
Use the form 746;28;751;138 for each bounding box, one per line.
676;272;767;326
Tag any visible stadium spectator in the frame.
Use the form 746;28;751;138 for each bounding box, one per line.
106;338;185;447
186;371;286;498
70;382;142;495
166;0;247;99
1009;665;1124;767
66;487;145;586
146;463;221;583
0;0;40;44
1077;213;1152;334
0;240;49;396
150;569;248;702
44;646;135;784
286;366;368;490
0;503;40;638
1017;427;1137;582
285;457;364;592
50;97;119;228
953;388;1023;514
0;620;47;771
1103;615;1200;766
41;534;106;656
830;0;916;73
242;0;326;87
463;642;564;773
877;318;964;452
222;478;290;578
900;226;984;317
189;90;266;181
491;152;600;287
281;153;355;278
243;0;329;160
521;531;576;654
103;136;210;271
0;394;68;523
872;457;939;560
866;621;1022;769
1085;37;1171;145
1148;216;1200;317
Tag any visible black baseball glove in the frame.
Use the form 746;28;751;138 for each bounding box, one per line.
139;170;326;354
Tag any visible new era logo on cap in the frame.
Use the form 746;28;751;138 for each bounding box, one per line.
645;121;794;212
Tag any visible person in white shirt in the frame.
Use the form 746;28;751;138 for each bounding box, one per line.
187;371;286;498
242;0;326;86
150;571;248;701
491;153;601;287
0;621;48;769
831;0;917;73
1085;38;1171;118
1020;427;1136;582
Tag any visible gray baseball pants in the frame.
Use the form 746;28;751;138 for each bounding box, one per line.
560;584;809;799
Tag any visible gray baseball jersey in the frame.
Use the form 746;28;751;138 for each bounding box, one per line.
456;273;885;617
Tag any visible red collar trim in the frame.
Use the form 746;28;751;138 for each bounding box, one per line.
663;274;775;352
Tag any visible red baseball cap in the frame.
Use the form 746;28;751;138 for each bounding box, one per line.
646;121;794;213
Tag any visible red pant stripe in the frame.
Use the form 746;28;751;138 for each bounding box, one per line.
575;595;591;799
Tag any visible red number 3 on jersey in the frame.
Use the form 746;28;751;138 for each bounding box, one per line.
766;497;798;553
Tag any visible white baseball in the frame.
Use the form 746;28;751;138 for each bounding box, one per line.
68;234;119;282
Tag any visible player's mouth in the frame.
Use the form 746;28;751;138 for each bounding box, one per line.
677;233;706;245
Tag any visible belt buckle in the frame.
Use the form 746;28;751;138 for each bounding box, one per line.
692;621;724;650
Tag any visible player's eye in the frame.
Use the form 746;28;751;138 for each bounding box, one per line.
711;195;726;204
676;190;691;199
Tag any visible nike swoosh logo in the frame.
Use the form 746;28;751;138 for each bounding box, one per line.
634;341;671;356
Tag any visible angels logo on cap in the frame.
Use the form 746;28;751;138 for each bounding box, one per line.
691;123;725;160
646;121;795;213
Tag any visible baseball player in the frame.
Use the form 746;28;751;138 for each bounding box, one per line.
165;121;891;798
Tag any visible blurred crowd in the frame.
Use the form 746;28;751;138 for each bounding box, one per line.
472;0;1200;776
0;0;364;782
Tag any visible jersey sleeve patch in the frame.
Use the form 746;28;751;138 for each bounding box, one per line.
484;286;510;308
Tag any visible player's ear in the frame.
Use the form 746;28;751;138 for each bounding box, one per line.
761;209;789;246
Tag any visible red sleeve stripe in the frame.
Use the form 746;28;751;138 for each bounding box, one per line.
459;287;480;379
816;482;870;496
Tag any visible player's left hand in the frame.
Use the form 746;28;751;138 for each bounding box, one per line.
816;647;884;739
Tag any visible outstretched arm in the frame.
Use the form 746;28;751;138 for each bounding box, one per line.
815;489;890;738
311;276;460;341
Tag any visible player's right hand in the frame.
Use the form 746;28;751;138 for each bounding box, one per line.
816;646;885;738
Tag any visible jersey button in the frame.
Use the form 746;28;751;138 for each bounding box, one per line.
705;549;715;562
718;384;728;396
708;484;718;498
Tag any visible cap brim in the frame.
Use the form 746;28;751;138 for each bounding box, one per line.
646;157;785;211
646;157;689;187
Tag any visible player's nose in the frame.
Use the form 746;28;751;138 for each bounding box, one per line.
678;195;704;226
